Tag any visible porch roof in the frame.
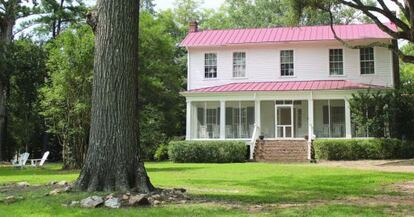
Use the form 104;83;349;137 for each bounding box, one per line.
186;80;387;93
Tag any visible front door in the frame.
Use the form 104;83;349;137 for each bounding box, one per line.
275;105;294;138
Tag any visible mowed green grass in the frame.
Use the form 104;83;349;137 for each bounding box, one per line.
1;162;414;216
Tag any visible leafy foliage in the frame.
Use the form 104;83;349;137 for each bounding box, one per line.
39;25;94;169
168;140;247;163
6;40;47;156
314;138;414;160
138;11;186;159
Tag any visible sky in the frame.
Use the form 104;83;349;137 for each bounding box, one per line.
153;0;223;11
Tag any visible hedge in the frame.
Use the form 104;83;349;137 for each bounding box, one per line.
168;140;247;163
313;138;414;160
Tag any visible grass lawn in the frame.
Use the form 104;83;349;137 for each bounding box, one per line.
1;162;414;216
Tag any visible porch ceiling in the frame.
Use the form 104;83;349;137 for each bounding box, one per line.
185;80;387;93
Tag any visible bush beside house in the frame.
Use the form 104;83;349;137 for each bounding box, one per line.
168;141;247;163
314;138;414;160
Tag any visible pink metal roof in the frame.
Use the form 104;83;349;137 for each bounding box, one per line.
186;80;386;93
181;23;396;47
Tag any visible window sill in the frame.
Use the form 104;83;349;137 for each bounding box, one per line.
232;77;248;80
329;74;346;77
203;78;219;81
279;76;297;79
360;73;375;76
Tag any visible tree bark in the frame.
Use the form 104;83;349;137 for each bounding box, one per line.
0;14;15;161
75;0;154;192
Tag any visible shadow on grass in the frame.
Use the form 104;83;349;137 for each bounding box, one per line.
147;166;205;173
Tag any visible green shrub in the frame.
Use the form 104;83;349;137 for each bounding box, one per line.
168;140;247;163
154;144;170;161
314;138;414;160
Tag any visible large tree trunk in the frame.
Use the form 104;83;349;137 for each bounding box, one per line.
75;0;154;192
0;16;15;161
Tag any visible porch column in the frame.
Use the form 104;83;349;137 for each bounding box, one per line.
186;101;192;140
307;98;314;142
307;97;314;160
220;100;226;140
345;99;352;138
255;100;261;135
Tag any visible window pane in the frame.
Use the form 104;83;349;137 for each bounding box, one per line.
360;48;374;74
233;52;246;77
280;50;294;76
205;53;217;78
329;49;343;75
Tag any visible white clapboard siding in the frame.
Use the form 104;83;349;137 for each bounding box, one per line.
187;40;393;90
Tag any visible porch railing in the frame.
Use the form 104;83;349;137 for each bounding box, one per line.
249;123;260;160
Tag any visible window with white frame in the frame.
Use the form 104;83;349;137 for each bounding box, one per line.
195;102;220;139
204;53;217;78
233;52;246;77
329;49;344;75
360;47;375;74
280;50;294;76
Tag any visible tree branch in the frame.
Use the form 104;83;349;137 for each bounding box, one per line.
341;0;411;41
327;8;414;64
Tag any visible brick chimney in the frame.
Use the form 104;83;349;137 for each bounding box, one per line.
189;21;198;33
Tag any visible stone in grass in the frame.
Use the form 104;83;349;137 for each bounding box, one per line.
17;182;30;187
57;181;69;187
70;201;80;207
47;186;72;196
173;188;186;193
128;195;150;206
80;196;104;208
49;181;58;186
152;200;161;206
2;196;24;204
105;197;121;209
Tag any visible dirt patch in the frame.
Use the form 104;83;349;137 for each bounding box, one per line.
318;159;414;173
393;181;414;194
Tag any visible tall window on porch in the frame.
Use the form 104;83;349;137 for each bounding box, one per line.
360;47;375;74
314;100;345;138
194;102;220;139
280;50;294;76
329;49;343;75
233;52;246;77
225;101;255;139
204;53;217;78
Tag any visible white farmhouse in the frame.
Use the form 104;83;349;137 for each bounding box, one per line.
180;22;398;161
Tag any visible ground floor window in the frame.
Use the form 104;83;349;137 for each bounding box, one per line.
193;102;220;139
225;101;255;138
314;100;345;138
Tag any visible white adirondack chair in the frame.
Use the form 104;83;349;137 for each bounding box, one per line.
12;152;30;168
29;151;50;167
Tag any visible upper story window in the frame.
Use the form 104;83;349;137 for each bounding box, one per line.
329;49;344;75
204;53;217;78
280;50;294;76
360;47;375;74
233;52;246;77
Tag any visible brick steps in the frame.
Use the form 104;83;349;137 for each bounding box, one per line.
254;139;309;162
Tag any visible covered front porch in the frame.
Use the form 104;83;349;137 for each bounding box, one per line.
186;98;352;140
184;90;361;160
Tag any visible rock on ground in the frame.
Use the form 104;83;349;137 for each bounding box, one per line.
80;196;104;208
128;195;150;206
105;197;121;209
17;182;30;187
